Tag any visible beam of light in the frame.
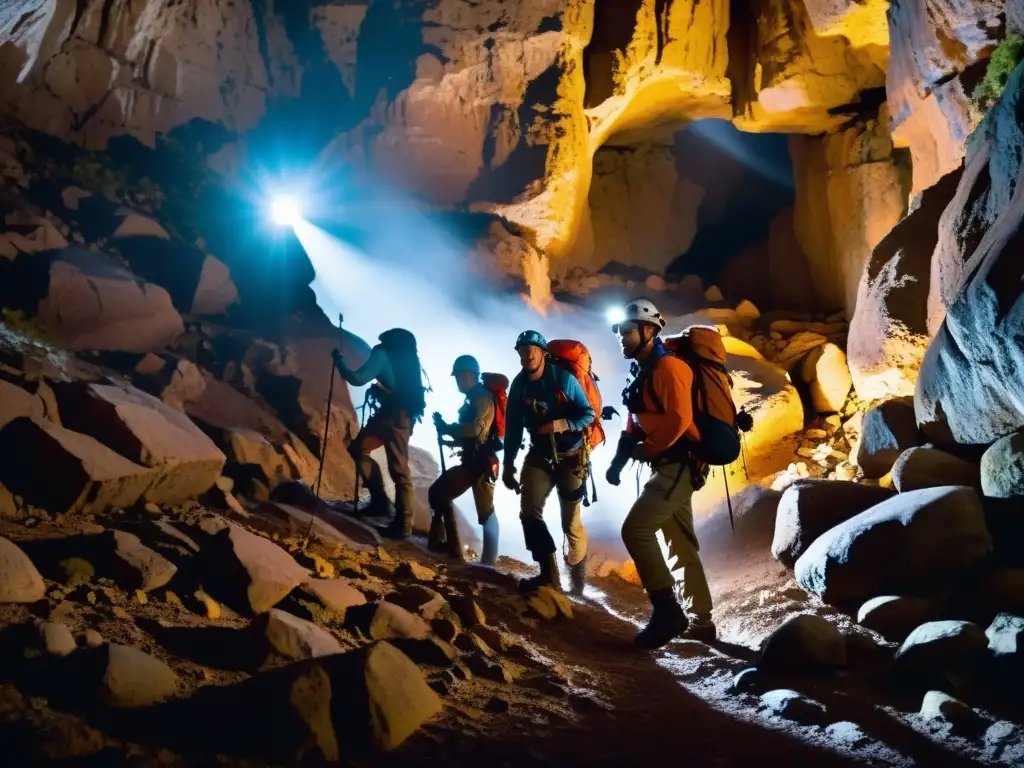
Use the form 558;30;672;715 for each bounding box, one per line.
271;195;303;227
606;306;627;326
688;119;794;189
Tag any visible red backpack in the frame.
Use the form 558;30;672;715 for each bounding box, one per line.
481;372;509;440
546;339;606;450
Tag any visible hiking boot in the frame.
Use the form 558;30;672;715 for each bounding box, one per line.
681;616;717;643
427;515;447;553
635;587;688;650
568;555;587;596
518;554;560;594
378;512;412;540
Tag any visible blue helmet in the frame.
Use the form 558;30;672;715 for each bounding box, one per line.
515;330;548;351
451;354;480;376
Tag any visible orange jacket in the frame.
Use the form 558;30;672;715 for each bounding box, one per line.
627;355;700;459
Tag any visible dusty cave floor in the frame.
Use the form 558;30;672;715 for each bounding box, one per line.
2;493;1023;768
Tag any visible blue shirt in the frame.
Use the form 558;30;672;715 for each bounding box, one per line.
504;364;595;466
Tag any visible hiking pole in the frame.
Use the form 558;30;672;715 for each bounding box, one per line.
306;318;342;544
723;468;735;535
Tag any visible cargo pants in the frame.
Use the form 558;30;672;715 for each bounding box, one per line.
428;453;497;525
621;462;712;619
348;409;414;527
519;449;588;567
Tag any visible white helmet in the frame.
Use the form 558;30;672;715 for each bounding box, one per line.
612;298;666;332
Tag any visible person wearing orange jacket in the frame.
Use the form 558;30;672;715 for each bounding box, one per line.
606;298;715;649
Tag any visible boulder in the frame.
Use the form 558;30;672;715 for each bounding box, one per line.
202;523;309;615
0;212;68;259
801;343;851;413
80;644;179;708
388;585;448;621
857;595;935;643
915;64;1024;447
893;620;988;684
191;255;239;316
262;608;344;660
854;398;922;478
981;431;1024;499
165;642;440;759
0;536;46;603
847;168;963;401
108;530;177;592
302;579;367;617
774;332;828;371
759;689;829;726
217;427;287;486
16;248;184;353
0;417;157;516
757;613;847;672
131;355;207;411
771;480;894;567
0;378;44;430
55;382;225;504
111;211;170;240
986;613;1024;673
891;447;980;493
794;486;992;606
920;690;974;725
346;601;432;641
38;620;77;656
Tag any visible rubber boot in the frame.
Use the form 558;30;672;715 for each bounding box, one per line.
480;513;499;566
518;553;560;594
568;554;588;596
427;515;447;553
443;511;464;562
635;587;688;650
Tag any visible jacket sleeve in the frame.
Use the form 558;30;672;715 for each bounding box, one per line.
641;357;694;458
503;376;525;467
338;346;387;387
557;368;595;432
448;391;494;440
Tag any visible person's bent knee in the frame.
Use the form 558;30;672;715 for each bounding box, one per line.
427;480;445;510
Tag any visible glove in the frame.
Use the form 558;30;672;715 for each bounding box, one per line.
630;442;649;462
606;464;622;486
432;411;447;433
502;464;521;494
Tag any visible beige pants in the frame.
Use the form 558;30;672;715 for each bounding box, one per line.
621;462;712;619
348;409;414;521
519;451;588;567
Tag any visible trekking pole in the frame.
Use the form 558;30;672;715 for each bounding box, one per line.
306;319;342;544
723;468;735;535
352;399;366;512
437;426;447;473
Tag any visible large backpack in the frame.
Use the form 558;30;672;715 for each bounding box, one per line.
546;339;606;450
657;325;750;466
480;372;509;444
377;328;428;422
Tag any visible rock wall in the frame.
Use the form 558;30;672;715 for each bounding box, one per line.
886;0;1003;196
789;111;910;317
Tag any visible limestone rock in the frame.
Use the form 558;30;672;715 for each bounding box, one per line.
88;644;179;708
981;431;1024;499
920;690;974;724
886;0;999;195
0;417;156;516
759;689;829;726
891;447;980;493
205;523;309;615
131;355;207;412
771;479;894;567
758;614;847;672
302;579;367;617
216;427;286;487
894;620;988;682
109;530;177;592
55;381;225;504
388;585;448;621
394;561;436;583
802;343;851;413
0;212;68;259
774;332;828;371
191;256;239;316
857;595;935;643
112;211;170;240
0;536;46;603
854;398;922;478
915;65;1024;446
263;608;343;660
847;168;962;401
794;486;992;606
346;601;432;641
25;248;184;353
38;620;77;656
0;379;44;430
986;613;1024;671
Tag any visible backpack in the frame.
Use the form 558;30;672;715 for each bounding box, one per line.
377;329;428;422
657;325;751;466
546;339;606;450
480;372;509;443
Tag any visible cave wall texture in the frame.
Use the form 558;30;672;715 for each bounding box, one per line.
0;0;1011;325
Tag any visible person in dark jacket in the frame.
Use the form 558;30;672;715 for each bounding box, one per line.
503;330;595;594
429;354;501;564
335;328;426;539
